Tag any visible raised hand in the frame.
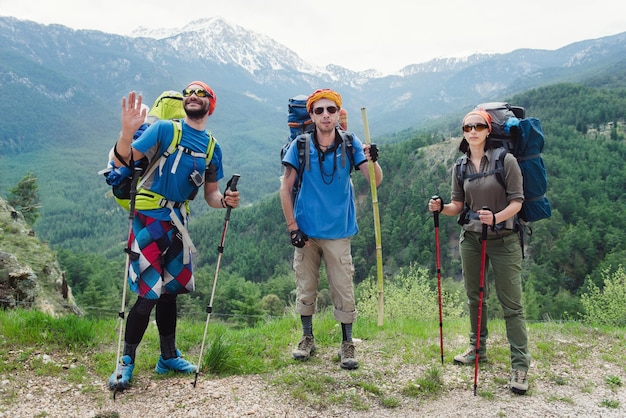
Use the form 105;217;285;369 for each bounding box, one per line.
121;91;147;137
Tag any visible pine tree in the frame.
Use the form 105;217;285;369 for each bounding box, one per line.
7;172;40;226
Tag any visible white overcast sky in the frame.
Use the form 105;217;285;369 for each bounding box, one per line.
2;0;626;74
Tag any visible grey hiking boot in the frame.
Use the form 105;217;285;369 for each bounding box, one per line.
292;335;315;361
509;369;529;395
453;347;487;365
339;341;358;370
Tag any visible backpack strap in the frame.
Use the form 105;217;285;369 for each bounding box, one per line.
166;200;195;264
165;120;185;175
338;130;355;170
456;148;506;188
141;120;215;187
204;132;216;166
298;133;311;173
455;155;468;189
491;147;507;189
136;120;183;191
134;189;195;263
291;129;355;203
290;133;310;203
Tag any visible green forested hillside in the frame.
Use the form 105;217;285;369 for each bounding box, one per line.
17;81;626;322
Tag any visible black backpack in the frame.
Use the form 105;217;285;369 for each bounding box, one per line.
455;102;552;223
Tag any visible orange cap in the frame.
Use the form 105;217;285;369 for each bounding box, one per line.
463;109;492;132
306;88;342;113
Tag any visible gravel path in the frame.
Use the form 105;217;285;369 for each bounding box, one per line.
2;340;626;418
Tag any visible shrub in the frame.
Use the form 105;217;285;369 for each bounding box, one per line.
580;265;626;326
356;264;463;320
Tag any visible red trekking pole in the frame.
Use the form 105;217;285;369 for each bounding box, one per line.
432;195;444;365
474;206;490;396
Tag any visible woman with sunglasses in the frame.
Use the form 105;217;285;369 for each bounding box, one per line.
428;109;530;395
280;88;383;370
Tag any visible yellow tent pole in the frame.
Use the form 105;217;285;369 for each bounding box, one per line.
360;107;384;326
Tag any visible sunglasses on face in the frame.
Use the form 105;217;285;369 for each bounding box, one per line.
313;106;339;115
462;123;489;133
182;88;213;98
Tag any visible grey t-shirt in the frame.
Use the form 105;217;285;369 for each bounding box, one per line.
451;148;524;233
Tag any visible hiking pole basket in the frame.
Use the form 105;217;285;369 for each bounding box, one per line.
474;206;489;396
112;166;142;398
361;107;384;326
193;174;240;388
432;195;444;364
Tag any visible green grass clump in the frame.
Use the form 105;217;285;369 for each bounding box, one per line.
402;366;444;398
0;309;99;348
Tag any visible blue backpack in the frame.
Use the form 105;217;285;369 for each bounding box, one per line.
287;95;315;140
455;102;552;223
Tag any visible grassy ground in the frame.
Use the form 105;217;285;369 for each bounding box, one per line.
1;308;625;416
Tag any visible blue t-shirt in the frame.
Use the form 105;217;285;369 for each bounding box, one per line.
132;119;224;220
282;131;366;239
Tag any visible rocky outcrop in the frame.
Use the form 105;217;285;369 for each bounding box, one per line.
0;197;81;316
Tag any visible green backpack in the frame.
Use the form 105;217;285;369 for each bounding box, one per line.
146;90;187;121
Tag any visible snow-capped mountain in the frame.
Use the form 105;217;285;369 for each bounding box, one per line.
132;17;329;78
1;15;626;204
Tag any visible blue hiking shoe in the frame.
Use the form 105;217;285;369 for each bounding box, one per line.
109;355;134;391
155;349;197;374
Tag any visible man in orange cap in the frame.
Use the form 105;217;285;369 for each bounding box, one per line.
108;81;239;391
280;88;383;370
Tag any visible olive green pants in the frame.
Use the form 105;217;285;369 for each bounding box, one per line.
459;229;530;371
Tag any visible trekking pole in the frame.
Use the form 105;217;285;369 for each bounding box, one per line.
360;107;384;327
432;195;444;365
474;206;490;396
193;174;240;388
112;166;142;399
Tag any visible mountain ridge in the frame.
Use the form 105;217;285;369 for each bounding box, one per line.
1;15;625;208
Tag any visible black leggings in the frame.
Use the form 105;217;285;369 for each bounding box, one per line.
124;294;177;345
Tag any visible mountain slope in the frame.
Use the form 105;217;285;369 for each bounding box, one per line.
1;15;626;253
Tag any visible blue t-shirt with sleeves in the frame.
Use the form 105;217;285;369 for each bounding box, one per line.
282;130;366;239
132;119;224;220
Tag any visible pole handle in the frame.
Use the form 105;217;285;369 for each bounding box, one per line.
223;174;240;220
226;174;240;193
481;206;490;240
432;195;443;227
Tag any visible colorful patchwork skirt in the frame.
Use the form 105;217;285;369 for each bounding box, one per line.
127;212;194;299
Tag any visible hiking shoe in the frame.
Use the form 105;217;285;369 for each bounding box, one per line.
292;335;316;361
339;341;359;370
108;355;134;391
155;349;197;374
509;369;529;395
453;347;487;365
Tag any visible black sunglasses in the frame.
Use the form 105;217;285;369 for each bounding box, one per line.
313;106;339;115
182;88;213;98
